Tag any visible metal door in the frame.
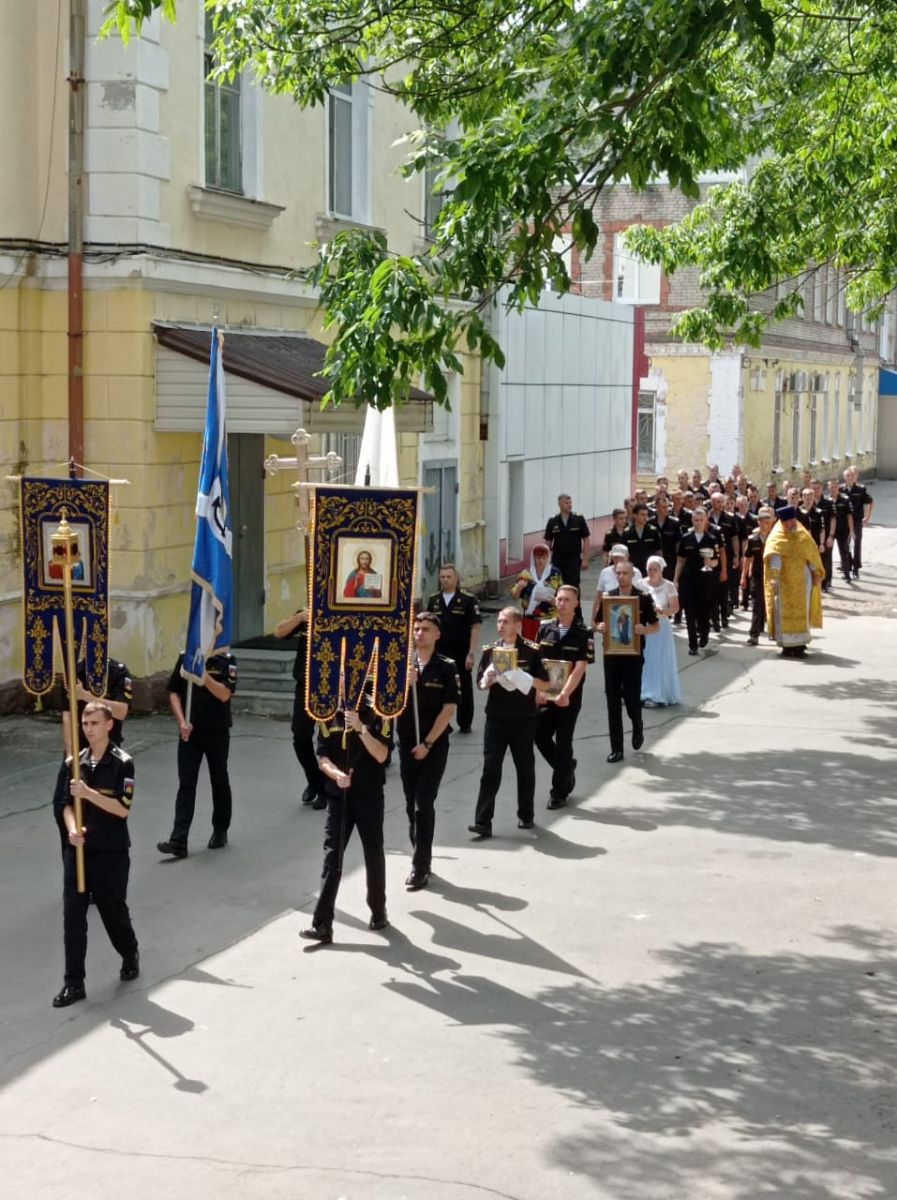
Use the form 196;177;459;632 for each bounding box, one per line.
228;433;265;643
420;462;458;598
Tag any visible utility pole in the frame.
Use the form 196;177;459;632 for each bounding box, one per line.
68;0;85;473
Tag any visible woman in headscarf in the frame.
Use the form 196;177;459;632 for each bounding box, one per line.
511;542;563;640
636;555;682;706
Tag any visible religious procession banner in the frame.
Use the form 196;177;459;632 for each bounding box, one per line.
20;477;110;695
306;485;419;719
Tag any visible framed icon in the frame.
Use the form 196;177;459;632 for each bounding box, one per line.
491;647;518;675
331;536;396;609
602;595;641;656
542;658;573;700
40;517;93;591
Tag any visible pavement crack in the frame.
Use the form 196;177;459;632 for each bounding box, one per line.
2;1134;531;1199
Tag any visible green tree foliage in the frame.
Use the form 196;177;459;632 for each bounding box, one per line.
104;1;890;403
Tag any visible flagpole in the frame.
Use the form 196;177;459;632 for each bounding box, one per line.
53;510;86;893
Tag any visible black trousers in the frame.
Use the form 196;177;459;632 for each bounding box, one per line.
711;573;728;628
399;737;450;873
442;646;475;732
62;846;138;985
852;522;864;572
535;692;582;801
291;685;325;796
554;557;582;591
170;728;232;844
603;658;643;754
313;788;386;927
681;579;712;651
821;544;833;588
475;716;536;826
749;578;766;639
835;530;853;579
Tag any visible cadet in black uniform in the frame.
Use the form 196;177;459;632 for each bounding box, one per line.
741;507;775;644
468;607;550;837
653;496;681;581
707;494;735;628
397;612;459;890
52;701;139;1008
842;467;874;576
815;480;834;591
596;563;659;763
300;691;392;944
622;503;663;574
829;477;854;582
157;651;237;857
535;585;592;809
675;507;722;655
601;509;630;564
544;493;591;590
53;655;133;854
426;564;481;733
273;609;326;809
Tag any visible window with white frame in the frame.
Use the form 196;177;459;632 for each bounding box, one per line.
832;374;841;457
826;267;838;324
773;372;784;469
637;391;656;471
821;374;830;460
791;389;802;467
813;269;825;322
204;14;242;192
845;372;854;455
613;232;661;304
808;392;818;463
328;82;371;221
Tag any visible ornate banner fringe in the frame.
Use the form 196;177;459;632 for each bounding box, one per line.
20;477;110;696
306;486;419;719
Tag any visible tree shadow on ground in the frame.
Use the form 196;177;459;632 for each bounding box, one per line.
385;926;897;1199
633;747;897;857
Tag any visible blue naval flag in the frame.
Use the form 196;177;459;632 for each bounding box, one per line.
182;329;233;685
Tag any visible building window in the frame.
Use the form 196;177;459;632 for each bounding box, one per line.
791;390;802;468
821;376;830;460
813;268;825;322
424;162;444;238
320;431;361;483
832;374;841;458
808;393;818;463
845;372;854;456
204;15;242;192
773;374;784;470
328;82;370;221
613;232;661;305
637;391;656;471
826;267;838;325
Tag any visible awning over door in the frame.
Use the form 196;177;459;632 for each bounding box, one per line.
153;324;434;436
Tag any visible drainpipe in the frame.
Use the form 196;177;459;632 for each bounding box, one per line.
68;0;85;473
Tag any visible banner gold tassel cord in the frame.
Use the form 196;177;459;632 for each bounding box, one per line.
53;511;86;893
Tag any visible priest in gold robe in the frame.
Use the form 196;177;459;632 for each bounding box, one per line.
763;506;824;657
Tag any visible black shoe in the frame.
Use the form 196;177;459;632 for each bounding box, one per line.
632;728;645;751
468;823;492;839
712;623;721;633
547;797;566;810
517;819;535;830
300;924;333;944
52;983;86;1008
157;840;188;859
405;871;429;891
120;953;140;982
688;647;698;656
311;794;327;811
369;914;390;931
747;636;758;646
207;831;228;850
699;636;709;648
301;784;316;805
606;750;624;764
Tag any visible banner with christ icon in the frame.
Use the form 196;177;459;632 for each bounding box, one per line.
306;485;419;718
20;477;111;695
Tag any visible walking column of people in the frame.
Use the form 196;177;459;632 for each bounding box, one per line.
47;468;872;990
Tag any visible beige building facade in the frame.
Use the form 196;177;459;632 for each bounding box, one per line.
575;180;879;490
0;0;484;706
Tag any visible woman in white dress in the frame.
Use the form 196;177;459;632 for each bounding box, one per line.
637;555;682;707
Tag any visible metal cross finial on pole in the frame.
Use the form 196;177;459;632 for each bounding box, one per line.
264;427;342;533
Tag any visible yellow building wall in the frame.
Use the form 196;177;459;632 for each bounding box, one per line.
0;280;485;699
649;352;711;478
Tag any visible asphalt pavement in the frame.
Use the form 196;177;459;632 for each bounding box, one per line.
2;486;897;1200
